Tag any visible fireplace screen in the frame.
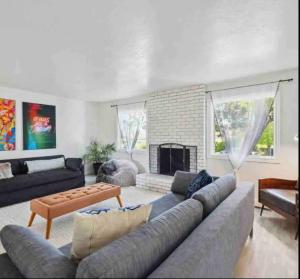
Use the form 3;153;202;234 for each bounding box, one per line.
149;143;197;175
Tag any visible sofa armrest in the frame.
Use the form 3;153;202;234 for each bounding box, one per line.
65;158;84;172
0;225;77;278
171;171;197;195
259;178;297;191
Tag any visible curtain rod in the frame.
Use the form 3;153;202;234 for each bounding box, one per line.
111;100;147;108
205;78;293;94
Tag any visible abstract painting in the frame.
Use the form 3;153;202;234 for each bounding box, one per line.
23;102;56;150
0;98;16;151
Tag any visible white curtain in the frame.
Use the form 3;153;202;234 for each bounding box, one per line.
117;102;146;158
210;82;280;172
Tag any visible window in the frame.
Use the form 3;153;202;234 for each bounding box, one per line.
117;105;147;151
209;97;278;159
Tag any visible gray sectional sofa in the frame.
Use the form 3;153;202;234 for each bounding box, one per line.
0;171;254;278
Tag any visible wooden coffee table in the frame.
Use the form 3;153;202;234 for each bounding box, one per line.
28;183;123;239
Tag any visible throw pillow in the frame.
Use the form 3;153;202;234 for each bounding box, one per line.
71;204;152;260
0;162;13;180
25;157;65;173
185;169;214;199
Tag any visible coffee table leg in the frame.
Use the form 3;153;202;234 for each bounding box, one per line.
116;195;124;208
27;212;36;227
45;219;52;240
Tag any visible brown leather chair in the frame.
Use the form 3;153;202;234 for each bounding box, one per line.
259;178;298;239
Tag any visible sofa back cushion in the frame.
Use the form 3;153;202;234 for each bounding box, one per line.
0;225;77;278
192;174;236;217
149;182;254;279
76;199;203;278
171;171;198;195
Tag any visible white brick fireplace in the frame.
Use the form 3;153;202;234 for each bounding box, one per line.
136;85;206;193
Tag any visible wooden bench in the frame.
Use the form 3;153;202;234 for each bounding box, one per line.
28;183;123;239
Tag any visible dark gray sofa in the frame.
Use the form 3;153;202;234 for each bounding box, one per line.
0;171;254;278
0;155;85;207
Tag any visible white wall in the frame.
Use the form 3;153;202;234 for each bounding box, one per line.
0;86;99;162
206;68;299;201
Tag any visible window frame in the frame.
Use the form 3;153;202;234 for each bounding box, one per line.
116;107;148;152
206;93;280;163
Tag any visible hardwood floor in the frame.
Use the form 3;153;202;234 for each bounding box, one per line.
234;208;298;278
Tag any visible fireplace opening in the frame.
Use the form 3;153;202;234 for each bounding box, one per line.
149;143;197;175
159;147;190;175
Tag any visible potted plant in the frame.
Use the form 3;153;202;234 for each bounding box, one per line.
83;141;116;175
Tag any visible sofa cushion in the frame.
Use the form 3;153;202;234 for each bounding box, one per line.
171;171;198;195
0;225;77;278
76;199;203;278
149;193;185;220
192;174;236;217
0;169;81;193
260;188;297;216
186;169;214;199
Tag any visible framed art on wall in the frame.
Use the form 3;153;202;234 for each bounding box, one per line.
23;102;56;150
0;98;16;151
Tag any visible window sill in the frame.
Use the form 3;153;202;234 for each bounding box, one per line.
207;154;280;164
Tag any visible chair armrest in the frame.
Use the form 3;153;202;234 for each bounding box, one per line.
259;178;297;190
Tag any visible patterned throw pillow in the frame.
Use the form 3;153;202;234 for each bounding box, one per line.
185;170;214;199
71;204;152;260
0;162;13;180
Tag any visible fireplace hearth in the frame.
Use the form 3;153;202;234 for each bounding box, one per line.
149;143;197;175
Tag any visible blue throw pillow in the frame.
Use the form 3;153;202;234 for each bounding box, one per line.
185;170;214;199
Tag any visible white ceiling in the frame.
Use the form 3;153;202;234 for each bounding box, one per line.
0;0;298;102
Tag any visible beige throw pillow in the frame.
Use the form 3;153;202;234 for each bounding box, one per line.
0;162;13;180
71;204;152;260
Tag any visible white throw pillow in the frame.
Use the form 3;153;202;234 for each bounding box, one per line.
0;162;13;180
71;204;152;260
26;157;65;173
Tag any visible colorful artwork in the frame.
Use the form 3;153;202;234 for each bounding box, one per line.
23;102;56;150
0;98;16;151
